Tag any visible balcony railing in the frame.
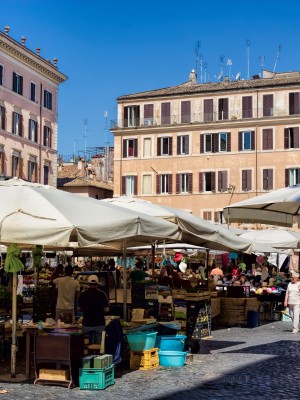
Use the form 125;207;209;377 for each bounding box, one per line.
110;106;299;129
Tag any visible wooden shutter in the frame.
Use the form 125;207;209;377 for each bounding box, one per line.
144;104;153;119
34;161;38;183
18;115;23;137
200;134;204;153
211;172;216;192
124;107;128;127
218;171;228;192
35;121;38;142
218;98;228;120
177;136;180;155
285;169;289;187
227;132;231;152
176;174;180;194
122;139;127;158
168;137;173;156
242;170;251;191
263;95;273;117
284;128;289;149
184;136;189;154
121;176;126;195
262;129;273;150
203;99;213;122
242;96;253;118
134;176;138;195
294;127;299;148
12;112;15;133
168;174;173;194
161;102;171;125
188;173;193;193
12;73;17;92
181;101;191;123
19;76;23;95
238;132;243;151
251;131;255;150
212;133;218;153
199;172;203;192
1;106;5;130
156;175;161;194
18;157;23;178
157;138;161;156
289;93;300;115
263;169;273;190
134;139;138;157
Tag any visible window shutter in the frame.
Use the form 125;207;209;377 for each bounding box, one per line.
294;127;299;148
134;139;138;157
251;131;255;150
242;96;253;118
28;119;31;139
12;112;15;133
34;162;38;183
168;174;172;194
218;98;228;120
176;174;180;194
263;169;268;190
157;138;161;156
124;107;128;127
203;99;213;122
35;121;38;142
268;169;273;190
122;139;127;158
134;176;138;195
144;104;153;119
188;173;193;193
177;136;180;155
262;129;273;150
218;171;227;192
1;106;5;130
181;101;191;123
238;132;242;151
211;172;216;192
200;134;204;153
12;73;16;92
218;171;222;192
289;93;300;115
161;102;171;125
19;76;23;95
227;132;231;152
19;114;23;136
247;170;252;191
199;172;203;192
212;133;218;153
285;169;289;187
284;128;289;149
242;170;247;191
121;176;126;195
18;157;23;178
156;175;161;194
263;94;273;117
169;137;173;156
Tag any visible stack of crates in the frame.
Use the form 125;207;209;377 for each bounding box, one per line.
158;293;173;321
79;354;114;390
172;289;187;331
130;348;159;370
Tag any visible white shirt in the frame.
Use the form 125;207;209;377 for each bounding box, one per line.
287;281;300;305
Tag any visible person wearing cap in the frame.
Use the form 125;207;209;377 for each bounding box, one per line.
53;265;80;323
78;274;109;344
284;271;300;333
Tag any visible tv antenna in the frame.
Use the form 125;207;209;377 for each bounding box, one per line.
83;119;88;162
235;72;241;81
218;55;225;81
246;39;250;79
104;111;110;182
259;55;265;77
273;44;282;73
195;41;201;83
204;62;208;83
227;59;232;80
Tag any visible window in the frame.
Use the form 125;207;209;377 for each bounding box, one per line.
289;92;300;115
28;119;37;142
176;173;192;193
43;126;52;147
218;171;228;192
219;132;228;152
161;102;171;125
12;151;22;177
181;101;191;123
263;94;273;117
0;65;3;86
203;134;212;152
157;174;172;194
44;90;52;110
0;146;4;174
143;138;151;157
203;99;214;122
242;170;252;191
285;168;300;186
122;138;138;158
12;72;23;95
142;175;152;195
238;131;255;151
121;176;137;195
284;127;299;149
144;104;153;126
30;82;36;102
28;159;37;182
199;172;216;192
177;135;189;155
262;129;273;150
200;132;231;153
124;105;140;127
218;98;228;120
157;137;172;156
0;105;5;130
12;112;22;136
203;211;213;222
242;96;253;118
44;164;50;185
263;169;273;190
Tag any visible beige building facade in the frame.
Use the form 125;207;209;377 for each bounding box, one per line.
111;70;300;224
0;28;67;186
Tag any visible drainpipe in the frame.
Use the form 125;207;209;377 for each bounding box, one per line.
39;83;43;183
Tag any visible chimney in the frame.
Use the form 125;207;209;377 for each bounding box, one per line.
21;36;26;45
4;26;10;35
189;69;197;84
36;47;41;56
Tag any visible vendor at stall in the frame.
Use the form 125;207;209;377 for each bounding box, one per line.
129;260;148;283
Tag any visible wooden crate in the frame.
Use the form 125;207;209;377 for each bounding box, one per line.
39;369;70;381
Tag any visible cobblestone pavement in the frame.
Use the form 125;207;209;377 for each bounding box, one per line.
0;320;299;399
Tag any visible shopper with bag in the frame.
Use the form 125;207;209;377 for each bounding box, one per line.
284;271;300;333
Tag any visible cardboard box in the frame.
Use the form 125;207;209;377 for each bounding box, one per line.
39;369;70;381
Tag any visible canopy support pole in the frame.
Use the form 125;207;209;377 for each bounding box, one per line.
11;272;17;378
151;243;156;279
122;240;127;321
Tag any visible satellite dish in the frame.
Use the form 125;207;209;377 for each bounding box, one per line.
235;72;241;80
217;71;223;81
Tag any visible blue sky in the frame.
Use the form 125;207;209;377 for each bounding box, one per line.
2;0;300;156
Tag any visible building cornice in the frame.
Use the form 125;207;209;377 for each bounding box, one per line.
0;32;68;84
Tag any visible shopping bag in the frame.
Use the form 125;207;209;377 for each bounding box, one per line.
281;307;292;321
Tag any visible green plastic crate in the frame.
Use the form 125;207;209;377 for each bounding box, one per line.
79;365;114;390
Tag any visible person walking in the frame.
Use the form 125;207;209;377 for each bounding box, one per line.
78;274;109;344
53;265;80;323
284;271;300;333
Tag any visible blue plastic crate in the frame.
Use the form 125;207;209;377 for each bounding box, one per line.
79;365;114;390
155;335;186;351
126;331;157;351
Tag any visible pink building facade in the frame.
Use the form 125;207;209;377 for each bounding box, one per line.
0;28;67;186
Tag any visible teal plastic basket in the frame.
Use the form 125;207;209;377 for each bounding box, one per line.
155;335;186;351
126;331;157;351
79;366;114;390
158;351;188;367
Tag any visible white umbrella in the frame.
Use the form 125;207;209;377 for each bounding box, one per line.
238;229;300;249
223;184;300;227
